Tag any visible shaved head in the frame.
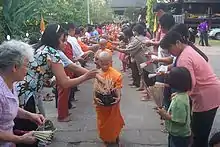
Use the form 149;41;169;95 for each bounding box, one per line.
101;34;109;40
99;38;107;45
98;51;112;61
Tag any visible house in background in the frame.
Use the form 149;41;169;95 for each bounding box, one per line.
110;0;146;15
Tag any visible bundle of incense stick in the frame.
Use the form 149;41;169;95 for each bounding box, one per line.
35;119;56;146
33;130;55;144
149;83;165;108
94;78;114;95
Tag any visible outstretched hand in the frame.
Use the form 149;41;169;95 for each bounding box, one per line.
84;69;99;80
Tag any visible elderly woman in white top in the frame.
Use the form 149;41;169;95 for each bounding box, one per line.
0;40;45;147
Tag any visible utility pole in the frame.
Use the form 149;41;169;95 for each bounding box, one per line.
87;0;90;24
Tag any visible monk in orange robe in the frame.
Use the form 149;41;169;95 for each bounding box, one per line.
101;34;114;51
99;39;113;55
94;39;113;69
106;41;113;51
77;39;100;53
94;51;124;146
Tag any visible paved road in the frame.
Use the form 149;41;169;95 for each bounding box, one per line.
45;46;220;147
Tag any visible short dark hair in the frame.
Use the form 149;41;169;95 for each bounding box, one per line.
170;24;189;41
118;34;125;41
79;26;85;32
160;31;184;50
61;22;69;30
159;13;175;31
87;26;93;32
121;25;129;32
68;23;76;30
40;24;65;49
75;28;81;35
153;3;168;12
133;24;145;36
123;28;133;39
139;22;146;29
130;23;136;30
168;67;192;92
98;25;102;29
209;132;220;147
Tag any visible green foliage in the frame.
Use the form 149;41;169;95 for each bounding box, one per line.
90;0;114;24
0;0;114;42
0;6;4;43
2;0;40;38
147;0;156;31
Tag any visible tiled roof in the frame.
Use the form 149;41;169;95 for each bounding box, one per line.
110;0;146;8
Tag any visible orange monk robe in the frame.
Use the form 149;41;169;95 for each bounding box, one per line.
113;32;118;41
77;39;89;52
94;67;125;143
96;49;112;57
106;42;113;51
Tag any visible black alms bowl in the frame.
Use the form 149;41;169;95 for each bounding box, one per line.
95;90;117;106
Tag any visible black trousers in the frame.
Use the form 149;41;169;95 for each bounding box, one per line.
143;70;156;87
192;107;218;147
200;32;209;46
130;61;140;87
14;96;38;147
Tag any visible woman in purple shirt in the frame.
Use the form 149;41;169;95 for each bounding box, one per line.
0;40;45;147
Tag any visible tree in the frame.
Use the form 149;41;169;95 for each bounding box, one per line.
124;7;139;22
146;0;156;31
90;0;114;24
0;0;114;42
0;6;4;43
2;0;43;40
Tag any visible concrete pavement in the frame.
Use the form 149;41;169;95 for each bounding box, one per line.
44;46;220;147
